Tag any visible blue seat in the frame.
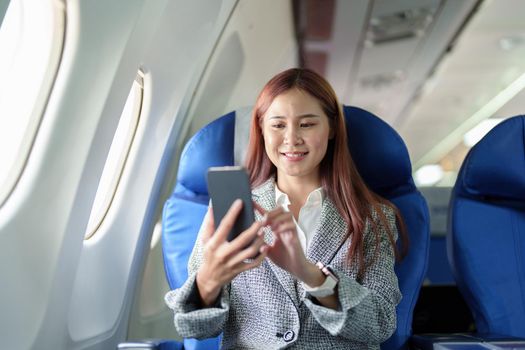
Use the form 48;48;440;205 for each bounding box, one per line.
162;112;237;350
447;115;525;338
162;106;430;350
343;107;430;350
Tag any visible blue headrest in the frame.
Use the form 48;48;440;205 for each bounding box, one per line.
343;106;415;197
177;111;236;196
455;116;525;203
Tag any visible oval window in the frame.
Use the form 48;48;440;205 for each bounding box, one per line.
0;0;65;207
85;71;144;239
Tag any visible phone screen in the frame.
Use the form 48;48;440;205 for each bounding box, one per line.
207;166;255;241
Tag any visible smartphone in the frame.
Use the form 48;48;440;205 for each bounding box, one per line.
207;166;255;242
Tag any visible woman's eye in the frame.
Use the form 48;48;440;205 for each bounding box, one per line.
271;124;285;129
301;123;315;128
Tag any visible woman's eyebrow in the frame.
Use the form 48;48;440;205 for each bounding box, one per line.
267;114;321;119
297;114;321;119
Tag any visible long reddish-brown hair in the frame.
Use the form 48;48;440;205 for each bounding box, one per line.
245;68;408;278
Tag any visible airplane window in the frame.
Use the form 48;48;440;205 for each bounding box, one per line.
85;71;144;239
150;220;162;249
0;0;64;207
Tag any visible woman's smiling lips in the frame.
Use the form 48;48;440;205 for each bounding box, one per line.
280;151;309;161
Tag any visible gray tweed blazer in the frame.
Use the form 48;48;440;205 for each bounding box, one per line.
165;178;401;349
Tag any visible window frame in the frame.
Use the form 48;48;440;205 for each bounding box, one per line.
84;71;145;239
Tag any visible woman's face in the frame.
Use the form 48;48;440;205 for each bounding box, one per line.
261;88;332;186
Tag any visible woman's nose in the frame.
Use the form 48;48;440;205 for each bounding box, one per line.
284;126;302;144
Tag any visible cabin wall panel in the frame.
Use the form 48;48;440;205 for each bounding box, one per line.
187;0;298;137
0;0;159;348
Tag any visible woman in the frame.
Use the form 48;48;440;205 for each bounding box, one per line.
165;68;407;349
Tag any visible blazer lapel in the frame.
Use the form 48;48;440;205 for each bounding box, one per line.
252;178;300;307
306;198;349;265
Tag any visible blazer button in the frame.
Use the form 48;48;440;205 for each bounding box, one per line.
283;330;295;342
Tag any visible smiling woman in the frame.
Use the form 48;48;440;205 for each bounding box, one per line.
165;68;408;349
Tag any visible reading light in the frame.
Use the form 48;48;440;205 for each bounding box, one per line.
499;35;525;51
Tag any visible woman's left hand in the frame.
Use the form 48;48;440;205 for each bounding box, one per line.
254;204;309;279
254;203;338;307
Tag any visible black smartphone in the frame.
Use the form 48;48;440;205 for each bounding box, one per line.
207;166;255;242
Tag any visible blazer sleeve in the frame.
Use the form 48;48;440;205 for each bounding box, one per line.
302;205;401;344
164;209;230;339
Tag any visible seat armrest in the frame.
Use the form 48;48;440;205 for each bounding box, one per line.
411;333;525;350
473;333;525;342
411;333;481;349
117;339;183;350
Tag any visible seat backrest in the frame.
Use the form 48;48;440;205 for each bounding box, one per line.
448;115;525;338
344;107;430;350
162;106;430;350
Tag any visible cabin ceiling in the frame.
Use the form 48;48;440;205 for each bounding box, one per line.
295;0;525;185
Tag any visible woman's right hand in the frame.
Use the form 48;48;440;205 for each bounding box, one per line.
196;199;267;306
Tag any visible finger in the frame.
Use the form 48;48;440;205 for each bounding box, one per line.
252;201;267;216
200;206;216;244
272;221;296;235
261;243;277;261
245;251;267;269
230;232;265;265
234;249;268;274
263;207;285;224
267;211;294;228
214;222;261;264
277;231;298;248
259;244;270;255
211;199;243;245
229;220;262;251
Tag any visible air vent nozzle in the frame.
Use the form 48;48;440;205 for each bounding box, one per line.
367;7;436;45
